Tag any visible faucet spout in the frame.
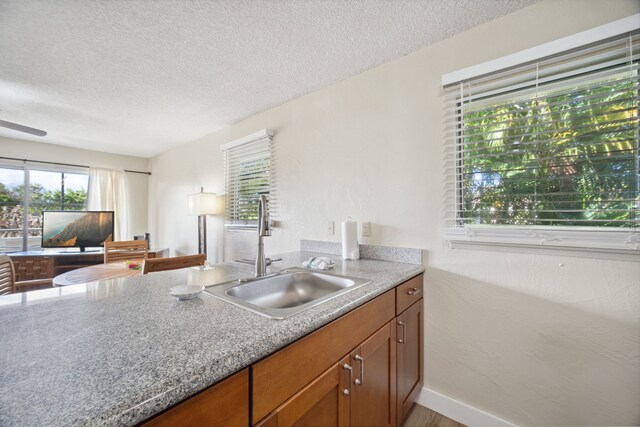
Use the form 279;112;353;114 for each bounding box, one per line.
258;194;271;238
255;195;271;277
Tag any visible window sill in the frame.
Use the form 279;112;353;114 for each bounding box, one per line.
444;226;640;262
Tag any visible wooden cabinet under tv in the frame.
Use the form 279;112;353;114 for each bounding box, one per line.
9;248;169;291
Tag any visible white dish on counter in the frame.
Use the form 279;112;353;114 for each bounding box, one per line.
169;285;205;300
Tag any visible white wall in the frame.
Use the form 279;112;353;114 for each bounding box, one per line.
149;1;640;425
0;136;150;239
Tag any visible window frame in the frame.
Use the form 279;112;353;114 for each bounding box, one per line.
442;16;640;256
220;129;275;230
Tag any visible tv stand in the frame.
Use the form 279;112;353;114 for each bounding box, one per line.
60;248;101;254
9;248;170;291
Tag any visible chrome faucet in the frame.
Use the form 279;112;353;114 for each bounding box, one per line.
255;194;271;277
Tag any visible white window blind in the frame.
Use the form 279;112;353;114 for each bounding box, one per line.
221;130;275;229
443;31;640;252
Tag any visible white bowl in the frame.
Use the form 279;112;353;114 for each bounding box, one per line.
169;285;204;300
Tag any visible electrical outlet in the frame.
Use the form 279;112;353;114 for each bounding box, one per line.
361;221;371;237
327;220;335;235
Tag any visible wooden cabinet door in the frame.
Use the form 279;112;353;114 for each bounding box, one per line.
350;321;396;427
396;299;423;425
256;356;350;427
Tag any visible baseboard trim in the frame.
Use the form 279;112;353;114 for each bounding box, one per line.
416;386;518;427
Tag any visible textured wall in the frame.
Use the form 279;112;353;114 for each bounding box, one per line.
149;1;640;425
0;136;150;238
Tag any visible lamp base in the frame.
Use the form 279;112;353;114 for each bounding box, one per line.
198;215;207;255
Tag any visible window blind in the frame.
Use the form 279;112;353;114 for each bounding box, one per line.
222;130;276;228
443;33;639;247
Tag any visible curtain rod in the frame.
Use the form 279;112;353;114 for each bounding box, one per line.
0;156;151;175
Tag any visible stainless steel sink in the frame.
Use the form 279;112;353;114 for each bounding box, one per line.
204;268;371;319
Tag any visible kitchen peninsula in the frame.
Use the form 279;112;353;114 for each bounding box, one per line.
0;248;424;426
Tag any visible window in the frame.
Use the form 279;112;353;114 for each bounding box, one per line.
0;165;88;252
221;129;275;229
444;28;639;252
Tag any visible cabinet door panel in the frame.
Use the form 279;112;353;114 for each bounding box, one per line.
351;321;396;427
397;299;423;425
260;356;350;427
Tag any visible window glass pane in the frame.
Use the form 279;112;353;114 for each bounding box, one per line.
460;68;639;227
235;157;270;221
28;170;89;250
0;168;25;253
62;173;89;210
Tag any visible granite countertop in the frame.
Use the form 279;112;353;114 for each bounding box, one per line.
0;250;424;426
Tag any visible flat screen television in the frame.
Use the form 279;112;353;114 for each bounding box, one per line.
41;211;114;252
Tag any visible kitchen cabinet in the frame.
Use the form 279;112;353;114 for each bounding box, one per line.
252;290;396;423
256;322;395;427
141;368;249;427
395;275;424;425
253;273;424;426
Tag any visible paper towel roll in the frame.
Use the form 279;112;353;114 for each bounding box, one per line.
342;220;359;260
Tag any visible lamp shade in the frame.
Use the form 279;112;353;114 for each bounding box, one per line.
215;194;226;215
188;191;217;216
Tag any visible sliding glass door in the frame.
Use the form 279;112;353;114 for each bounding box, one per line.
0;167;26;252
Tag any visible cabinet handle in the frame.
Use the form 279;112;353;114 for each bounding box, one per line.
398;321;406;343
407;287;420;296
354;354;364;385
343;364;353;396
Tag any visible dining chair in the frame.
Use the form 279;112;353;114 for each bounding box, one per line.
142;254;206;274
0;254;16;295
104;240;149;263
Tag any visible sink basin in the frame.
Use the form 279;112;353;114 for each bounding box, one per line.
204;268;371;319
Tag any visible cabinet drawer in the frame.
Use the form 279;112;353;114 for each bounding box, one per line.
395;274;423;314
142;369;249;426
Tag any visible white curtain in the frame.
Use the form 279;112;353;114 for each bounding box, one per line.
87;168;128;241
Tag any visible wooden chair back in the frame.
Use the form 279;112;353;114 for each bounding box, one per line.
0;255;16;295
104;240;148;263
142;254;206;274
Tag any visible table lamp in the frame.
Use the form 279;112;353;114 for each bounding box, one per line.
188;187;218;260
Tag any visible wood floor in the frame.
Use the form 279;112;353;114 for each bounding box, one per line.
401;404;466;427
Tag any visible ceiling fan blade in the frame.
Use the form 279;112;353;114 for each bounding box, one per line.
0;119;47;136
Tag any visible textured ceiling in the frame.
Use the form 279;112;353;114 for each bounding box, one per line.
0;0;537;158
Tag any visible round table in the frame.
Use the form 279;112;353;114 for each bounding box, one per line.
53;262;143;286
